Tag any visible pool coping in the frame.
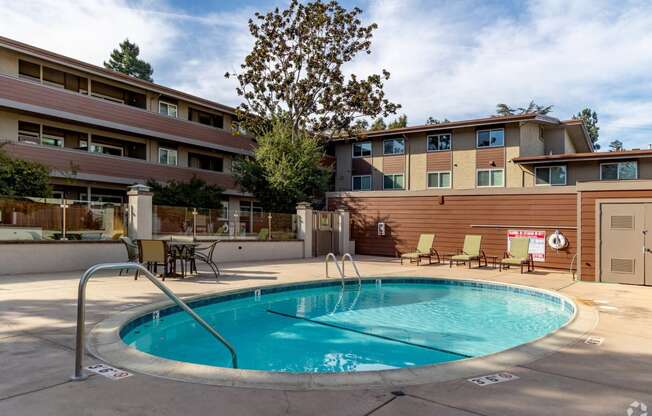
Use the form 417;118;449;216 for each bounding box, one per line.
87;276;598;391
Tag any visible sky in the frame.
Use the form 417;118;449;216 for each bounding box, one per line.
1;0;652;150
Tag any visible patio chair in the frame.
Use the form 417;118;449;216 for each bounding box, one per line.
400;234;439;265
119;236;139;278
258;228;270;240
450;235;487;268
500;237;534;273
137;239;170;280
193;241;221;278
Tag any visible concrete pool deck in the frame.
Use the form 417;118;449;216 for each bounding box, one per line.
1;256;651;415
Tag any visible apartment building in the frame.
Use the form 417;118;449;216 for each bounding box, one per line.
0;36;256;216
328;114;652;286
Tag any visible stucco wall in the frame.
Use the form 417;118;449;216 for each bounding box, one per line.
210;240;305;263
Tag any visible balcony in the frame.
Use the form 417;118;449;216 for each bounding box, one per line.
0;74;255;155
5;142;239;192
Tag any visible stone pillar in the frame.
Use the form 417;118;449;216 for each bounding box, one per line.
296;202;313;258
127;184;153;240
337;208;351;254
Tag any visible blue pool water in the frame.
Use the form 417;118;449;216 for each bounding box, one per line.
121;279;574;373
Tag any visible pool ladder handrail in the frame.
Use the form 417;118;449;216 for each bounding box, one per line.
71;262;238;381
325;252;361;287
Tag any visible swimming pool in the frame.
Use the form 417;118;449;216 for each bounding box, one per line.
120;278;575;373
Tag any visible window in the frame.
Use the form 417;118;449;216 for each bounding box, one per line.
427;134;451;152
383;174;405;190
352;142;372;158
352;175;372;191
476;128;504;148
477;169;504;187
601;162;638;180
427;171;451;188
18;121;40;144
383;138;405;155
159;147;178;166
159;101;178;118
81;142;124;157
41;134;64;147
188;152;223;172
535;166;567;186
18;60;40;82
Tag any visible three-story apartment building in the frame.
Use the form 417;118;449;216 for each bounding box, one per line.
0;36;256;217
328;114;652;286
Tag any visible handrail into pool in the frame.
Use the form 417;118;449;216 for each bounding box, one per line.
71;262;238;381
325;253;346;287
341;253;362;287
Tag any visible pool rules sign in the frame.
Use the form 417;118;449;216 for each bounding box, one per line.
507;230;546;262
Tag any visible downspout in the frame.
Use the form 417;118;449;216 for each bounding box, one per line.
403;134;410;190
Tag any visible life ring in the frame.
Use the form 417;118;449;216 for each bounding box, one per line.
548;231;568;250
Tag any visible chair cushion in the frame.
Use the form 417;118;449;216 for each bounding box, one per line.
451;254;476;261
501;257;527;265
401;252;424;259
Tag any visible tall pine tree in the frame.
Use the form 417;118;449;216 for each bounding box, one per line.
104;39;154;82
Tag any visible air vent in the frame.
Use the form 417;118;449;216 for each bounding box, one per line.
611;215;634;229
611;258;635;274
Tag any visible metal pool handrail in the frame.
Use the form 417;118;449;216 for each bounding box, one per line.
341;253;362;287
71;262;238;381
325;253;345;287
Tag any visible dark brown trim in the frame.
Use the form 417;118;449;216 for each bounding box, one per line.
514;150;652;164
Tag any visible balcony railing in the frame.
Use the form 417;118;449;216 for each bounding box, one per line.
5;142;239;191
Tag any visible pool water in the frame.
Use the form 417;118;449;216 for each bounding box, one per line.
121;280;574;373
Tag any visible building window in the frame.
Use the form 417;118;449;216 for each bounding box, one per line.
427;134;451;152
352;175;372;191
80;141;124;157
427;171;451;188
188;152;223;172
159;101;178;118
383;174;405;190
383;138;405;155
159;147;178;166
18;121;41;144
41;134;64;147
535;166;567;186
601;161;638;180
476;128;504;148
352;142;372;158
477;169;504;187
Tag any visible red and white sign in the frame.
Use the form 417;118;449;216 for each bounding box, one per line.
507;230;546;262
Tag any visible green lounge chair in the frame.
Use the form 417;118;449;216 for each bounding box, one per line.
401;234;439;265
500;237;534;273
450;235;487;268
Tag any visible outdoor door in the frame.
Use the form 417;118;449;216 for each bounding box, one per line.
600;203;649;285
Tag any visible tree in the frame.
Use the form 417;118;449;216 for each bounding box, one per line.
370;118;387;131
233;118;330;212
495;101;553;116
0;145;52;197
104;39;154;82
609;140;624;152
225;0;400;138
425;116;450;125
387;114;407;129
573;108;600;150
146;177;224;208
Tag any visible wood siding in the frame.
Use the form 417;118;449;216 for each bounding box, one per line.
329;193;577;271
426;151;452;171
382;154;405;174
351;157;372;175
6;142;238;190
579;189;652;281
476;147;506;168
0;74;254;152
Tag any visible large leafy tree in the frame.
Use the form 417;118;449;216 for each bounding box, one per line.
425;116;450;125
104;39;154;82
225;0;400;138
146;177;223;208
0;146;52;197
369;118;387;131
609;140;624;152
573;108;600;150
387;114;408;129
234;118;330;212
495;101;553;116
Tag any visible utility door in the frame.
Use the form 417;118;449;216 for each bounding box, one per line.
600;203;645;285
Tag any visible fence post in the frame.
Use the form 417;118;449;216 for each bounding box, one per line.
336;207;351;255
127;184;153;240
296;202;313;258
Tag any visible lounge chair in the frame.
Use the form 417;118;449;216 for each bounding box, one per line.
194;241;221;278
500;237;534;273
137;239;170;280
401;234;439;265
449;235;487;268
